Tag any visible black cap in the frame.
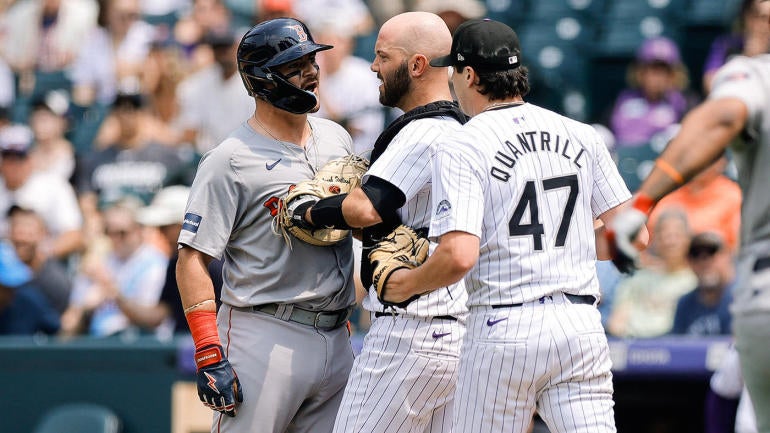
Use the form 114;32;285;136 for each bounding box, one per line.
430;18;521;71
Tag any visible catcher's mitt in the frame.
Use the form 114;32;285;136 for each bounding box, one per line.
369;224;430;308
274;154;369;247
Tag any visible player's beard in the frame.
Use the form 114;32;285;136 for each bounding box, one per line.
379;60;411;108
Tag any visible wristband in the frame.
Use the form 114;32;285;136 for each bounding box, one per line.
186;310;220;350
194;344;224;369
633;193;656;215
655;159;685;185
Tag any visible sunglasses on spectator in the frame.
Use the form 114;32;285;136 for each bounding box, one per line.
1;150;29;159
104;228;131;238
688;245;720;260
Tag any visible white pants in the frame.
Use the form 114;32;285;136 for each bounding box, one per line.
454;293;615;433
333;313;465;433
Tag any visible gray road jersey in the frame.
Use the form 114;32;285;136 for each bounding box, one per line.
178;117;356;310
709;54;770;247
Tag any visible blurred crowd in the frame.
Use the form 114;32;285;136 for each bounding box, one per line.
0;0;768;342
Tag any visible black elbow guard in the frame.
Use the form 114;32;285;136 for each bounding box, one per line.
361;176;406;217
310;194;352;229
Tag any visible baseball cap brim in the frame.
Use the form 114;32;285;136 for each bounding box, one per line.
430;55;453;67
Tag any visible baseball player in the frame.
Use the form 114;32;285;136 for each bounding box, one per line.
609;3;770;430
377;19;648;433
287;11;468;433
176;18;356;432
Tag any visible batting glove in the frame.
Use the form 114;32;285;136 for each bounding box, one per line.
606;195;655;274
195;344;243;417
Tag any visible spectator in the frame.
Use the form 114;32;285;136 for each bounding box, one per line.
174;28;254;153
0;124;84;260
67;0;156;154
313;21;384;155
607;209;697;337
172;0;231;69
28;90;76;180
413;0;486;33
0;240;60;335
0;0;98;121
649;156;742;252
609;37;699;148
134;185;222;335
75;91;193;211
671;232;735;335
294;0;374;38
702;0;770;93
69;0;155;108
61;200;168;337
8;206;73;315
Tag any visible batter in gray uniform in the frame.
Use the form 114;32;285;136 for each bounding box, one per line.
609;8;770;430
176;18;356;433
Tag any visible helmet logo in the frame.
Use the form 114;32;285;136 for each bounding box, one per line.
289;25;308;42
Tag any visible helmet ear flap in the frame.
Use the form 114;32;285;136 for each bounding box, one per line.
267;74;318;114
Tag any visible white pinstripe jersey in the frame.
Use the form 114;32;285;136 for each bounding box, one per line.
430;103;631;307
362;116;468;317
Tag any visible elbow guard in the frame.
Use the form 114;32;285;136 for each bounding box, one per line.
310;194;352;229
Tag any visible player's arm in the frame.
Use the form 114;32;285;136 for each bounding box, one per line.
608;97;746;270
177;244;243;417
304;176;406;229
640;97;748;201
381;230;479;304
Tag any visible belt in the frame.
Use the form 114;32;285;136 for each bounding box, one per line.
251;303;352;331
373;311;458;321
754;256;770;272
491;294;597;309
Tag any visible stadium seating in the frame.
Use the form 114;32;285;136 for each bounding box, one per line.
33;403;122;433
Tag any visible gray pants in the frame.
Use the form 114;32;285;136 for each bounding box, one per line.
212;304;354;433
734;313;770;433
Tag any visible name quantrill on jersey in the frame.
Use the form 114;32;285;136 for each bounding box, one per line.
491;130;588;182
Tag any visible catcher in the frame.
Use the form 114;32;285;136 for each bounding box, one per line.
277;12;469;433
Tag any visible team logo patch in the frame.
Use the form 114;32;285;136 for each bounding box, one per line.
329;185;341;194
436;199;452;216
289;24;308;42
182;213;203;233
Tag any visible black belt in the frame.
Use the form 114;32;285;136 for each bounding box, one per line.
374;311;458;321
252;303;352;331
754;256;770;272
491;294;597;309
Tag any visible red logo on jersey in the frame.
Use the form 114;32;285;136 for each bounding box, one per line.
329;185;341;194
264;196;281;217
289;25;308;42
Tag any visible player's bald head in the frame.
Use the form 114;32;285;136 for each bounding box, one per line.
379;12;451;60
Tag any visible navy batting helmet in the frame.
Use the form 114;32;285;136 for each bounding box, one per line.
237;18;332;114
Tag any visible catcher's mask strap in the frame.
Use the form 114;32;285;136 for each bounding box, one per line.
311;193;352;229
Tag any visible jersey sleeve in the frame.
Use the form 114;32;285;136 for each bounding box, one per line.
429;137;486;240
709;56;767;138
177;142;243;260
365;123;432;201
589;128;632;218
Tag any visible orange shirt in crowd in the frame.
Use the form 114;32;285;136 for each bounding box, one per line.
649;173;741;252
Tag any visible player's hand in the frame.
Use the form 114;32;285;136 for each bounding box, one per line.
195;344;243;417
606;204;649;274
286;194;318;230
